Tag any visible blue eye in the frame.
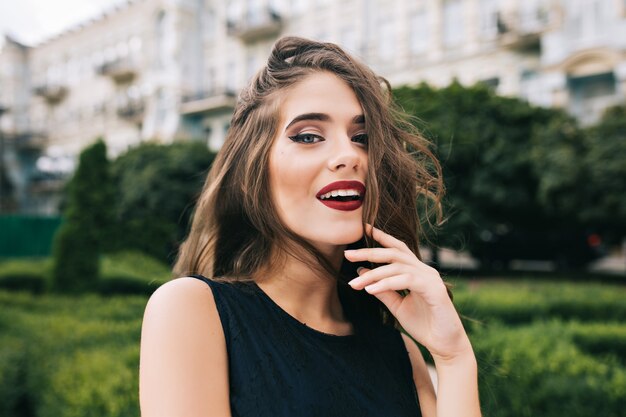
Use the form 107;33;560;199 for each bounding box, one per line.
352;133;368;145
288;133;324;144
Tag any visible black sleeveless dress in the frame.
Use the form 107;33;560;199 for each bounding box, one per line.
189;275;421;417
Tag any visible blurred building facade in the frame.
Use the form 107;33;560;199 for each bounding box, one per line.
0;0;625;213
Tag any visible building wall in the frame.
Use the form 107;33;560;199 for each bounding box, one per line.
0;0;625;213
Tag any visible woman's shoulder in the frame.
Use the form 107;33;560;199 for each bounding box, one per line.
140;277;230;416
141;277;225;348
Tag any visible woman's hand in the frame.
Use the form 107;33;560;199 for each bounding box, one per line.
345;224;472;364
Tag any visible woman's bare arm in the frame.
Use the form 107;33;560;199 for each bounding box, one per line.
139;278;231;417
402;333;437;417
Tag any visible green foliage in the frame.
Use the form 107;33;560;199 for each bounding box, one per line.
579;105;626;243
52;140;116;293
99;250;171;295
0;290;146;417
2;278;626;417
568;322;626;363
52;223;100;293
110;141;216;261
0;251;171;295
101;250;172;283
394;82;558;249
393;83;624;266
473;321;626;417
0;258;51;293
0;336;27;417
454;280;626;327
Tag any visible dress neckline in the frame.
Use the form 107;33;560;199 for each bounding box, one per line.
250;280;357;341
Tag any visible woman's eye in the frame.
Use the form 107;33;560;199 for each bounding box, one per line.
352;133;368;145
288;133;324;144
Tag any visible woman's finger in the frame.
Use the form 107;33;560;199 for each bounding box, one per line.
344;247;414;265
348;263;406;289
364;274;414;294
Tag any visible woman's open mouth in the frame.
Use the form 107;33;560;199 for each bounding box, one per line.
316;180;366;211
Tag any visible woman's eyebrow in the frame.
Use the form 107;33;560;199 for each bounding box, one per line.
285;113;365;130
285;113;329;130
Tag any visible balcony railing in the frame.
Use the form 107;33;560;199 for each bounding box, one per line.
226;7;283;43
98;59;139;84
180;88;237;115
116;100;145;124
33;84;68;105
497;7;550;50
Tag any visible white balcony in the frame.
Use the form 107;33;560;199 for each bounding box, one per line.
33;84;68;106
226;7;283;43
180;88;237;116
497;7;549;51
98;59;139;84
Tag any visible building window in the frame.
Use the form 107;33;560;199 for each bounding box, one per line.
568;72;617;124
443;0;464;48
409;10;430;54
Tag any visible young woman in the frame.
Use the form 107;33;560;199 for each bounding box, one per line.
140;37;481;417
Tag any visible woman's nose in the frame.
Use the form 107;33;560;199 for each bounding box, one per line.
327;136;364;172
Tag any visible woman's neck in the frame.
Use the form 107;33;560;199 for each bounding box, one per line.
253;246;353;335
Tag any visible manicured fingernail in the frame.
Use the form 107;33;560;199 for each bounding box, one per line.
356;267;364;274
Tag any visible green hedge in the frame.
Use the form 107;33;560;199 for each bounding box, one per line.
0;291;145;417
2;279;626;417
454;280;626;326
0;251;170;295
473;321;626;417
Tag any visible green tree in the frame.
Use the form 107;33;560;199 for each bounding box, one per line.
52;140;116;292
580;106;626;244
393;82;592;267
110;141;216;262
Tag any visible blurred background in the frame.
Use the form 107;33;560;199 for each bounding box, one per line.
0;1;625;416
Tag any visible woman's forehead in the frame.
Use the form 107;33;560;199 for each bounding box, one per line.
277;72;365;130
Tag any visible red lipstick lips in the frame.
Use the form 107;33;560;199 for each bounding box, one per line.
316;180;366;211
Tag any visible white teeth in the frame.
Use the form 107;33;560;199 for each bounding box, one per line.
319;189;361;200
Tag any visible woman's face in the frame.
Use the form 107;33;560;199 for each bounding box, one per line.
269;71;368;253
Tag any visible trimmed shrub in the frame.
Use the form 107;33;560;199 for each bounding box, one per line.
98;276;161;296
0;336;28;417
52;140;116;293
0;274;47;293
110;141;216;261
52;223;100;293
568;322;626;363
38;347;139;417
454;280;626;327
473;321;626;417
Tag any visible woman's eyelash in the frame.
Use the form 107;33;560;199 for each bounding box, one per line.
288;133;324;144
352;133;368;145
288;133;368;145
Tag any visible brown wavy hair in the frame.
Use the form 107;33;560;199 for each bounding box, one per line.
173;36;444;327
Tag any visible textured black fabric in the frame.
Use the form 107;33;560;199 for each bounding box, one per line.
189;275;421;417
